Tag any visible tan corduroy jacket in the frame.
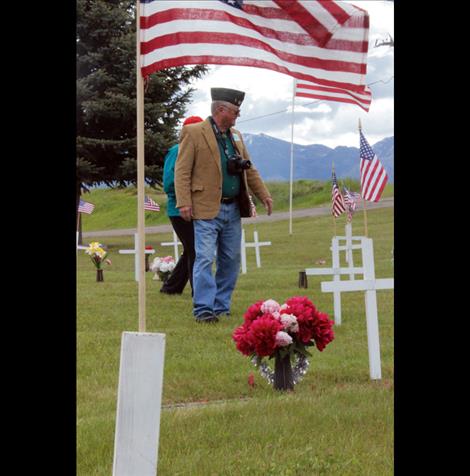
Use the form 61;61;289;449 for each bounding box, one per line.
174;118;271;219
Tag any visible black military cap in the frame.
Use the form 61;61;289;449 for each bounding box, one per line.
210;87;245;107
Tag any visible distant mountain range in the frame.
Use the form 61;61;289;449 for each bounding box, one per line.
242;133;394;183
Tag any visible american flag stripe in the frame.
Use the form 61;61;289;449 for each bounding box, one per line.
331;171;345;218
144;196;161;211
272;0;351;47
359;131;388;202
296;82;372;111
140;1;370;94
78;199;94;214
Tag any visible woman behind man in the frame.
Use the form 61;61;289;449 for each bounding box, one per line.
160;116;203;295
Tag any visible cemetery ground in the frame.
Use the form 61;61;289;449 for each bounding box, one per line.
77;207;393;475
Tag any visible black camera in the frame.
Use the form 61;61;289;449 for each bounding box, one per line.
227;154;251;175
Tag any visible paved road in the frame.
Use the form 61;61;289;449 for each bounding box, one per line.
83;197;393;238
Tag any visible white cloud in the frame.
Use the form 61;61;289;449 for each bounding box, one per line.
184;1;394;148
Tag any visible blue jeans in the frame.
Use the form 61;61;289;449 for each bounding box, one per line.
193;202;241;317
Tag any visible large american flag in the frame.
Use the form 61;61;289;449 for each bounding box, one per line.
343;186;361;221
295;81;372;111
331;170;345;218
78;199;95;214
359;130;388;202
144;195;161;211
139;1;370;94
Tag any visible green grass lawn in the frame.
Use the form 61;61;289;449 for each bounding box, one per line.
77;207;394;475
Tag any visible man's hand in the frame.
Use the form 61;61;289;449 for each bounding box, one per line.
179;206;193;222
262;197;273;216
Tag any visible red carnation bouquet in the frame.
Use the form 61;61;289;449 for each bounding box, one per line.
232;296;334;388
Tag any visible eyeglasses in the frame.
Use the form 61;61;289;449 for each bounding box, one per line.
222;105;241;117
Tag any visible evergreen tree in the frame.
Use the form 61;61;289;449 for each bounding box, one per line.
76;0;207;203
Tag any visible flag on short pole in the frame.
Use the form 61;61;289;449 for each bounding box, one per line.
343;186;361;221
139;1;370;95
295;81;372;112
331;171;345;218
359;130;388;202
144;195;160;211
78;199;95;214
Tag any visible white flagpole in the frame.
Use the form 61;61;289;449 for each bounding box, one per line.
289;78;296;235
136;1;146;332
358;118;368;237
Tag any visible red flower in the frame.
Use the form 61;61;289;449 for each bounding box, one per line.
233;296;334;360
282;296;318;344
311;311;335;351
145;245;154;250
249;315;283;357
243;300;265;325
232;324;255;356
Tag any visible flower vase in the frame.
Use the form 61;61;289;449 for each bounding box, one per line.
273;352;294;391
96;269;104;282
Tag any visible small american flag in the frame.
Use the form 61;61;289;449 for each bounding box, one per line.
78;199;95;214
360;131;388;202
331;171;345;218
144;195;160;212
343;186;361;221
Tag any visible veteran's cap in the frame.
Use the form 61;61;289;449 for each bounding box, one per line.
210;87;245;107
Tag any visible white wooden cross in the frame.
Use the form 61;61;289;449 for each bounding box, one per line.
305;237;365;325
118;233;155;282
160;230;181;261
333;223;365;279
320;238;394;380
240;229;272;274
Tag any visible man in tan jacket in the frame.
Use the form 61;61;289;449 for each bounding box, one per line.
175;87;273;323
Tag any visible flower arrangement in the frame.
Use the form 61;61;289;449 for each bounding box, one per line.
232;296;334;390
85;242;111;281
150;256;175;282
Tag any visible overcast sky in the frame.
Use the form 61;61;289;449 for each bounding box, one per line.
184;1;394;148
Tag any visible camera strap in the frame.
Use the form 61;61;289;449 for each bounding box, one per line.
209;116;241;160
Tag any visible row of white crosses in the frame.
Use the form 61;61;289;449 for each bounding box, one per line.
116;228;272;281
305;223;394;380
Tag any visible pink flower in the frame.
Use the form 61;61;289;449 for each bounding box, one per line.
275;331;293;347
280;313;299;333
261;299;280;315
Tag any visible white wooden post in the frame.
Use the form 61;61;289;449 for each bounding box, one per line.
362;238;383;380
113;332;166;476
160;230;181;261
321;238;394;380
331;238;342;325
119;233;155;282
240;228;247;274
